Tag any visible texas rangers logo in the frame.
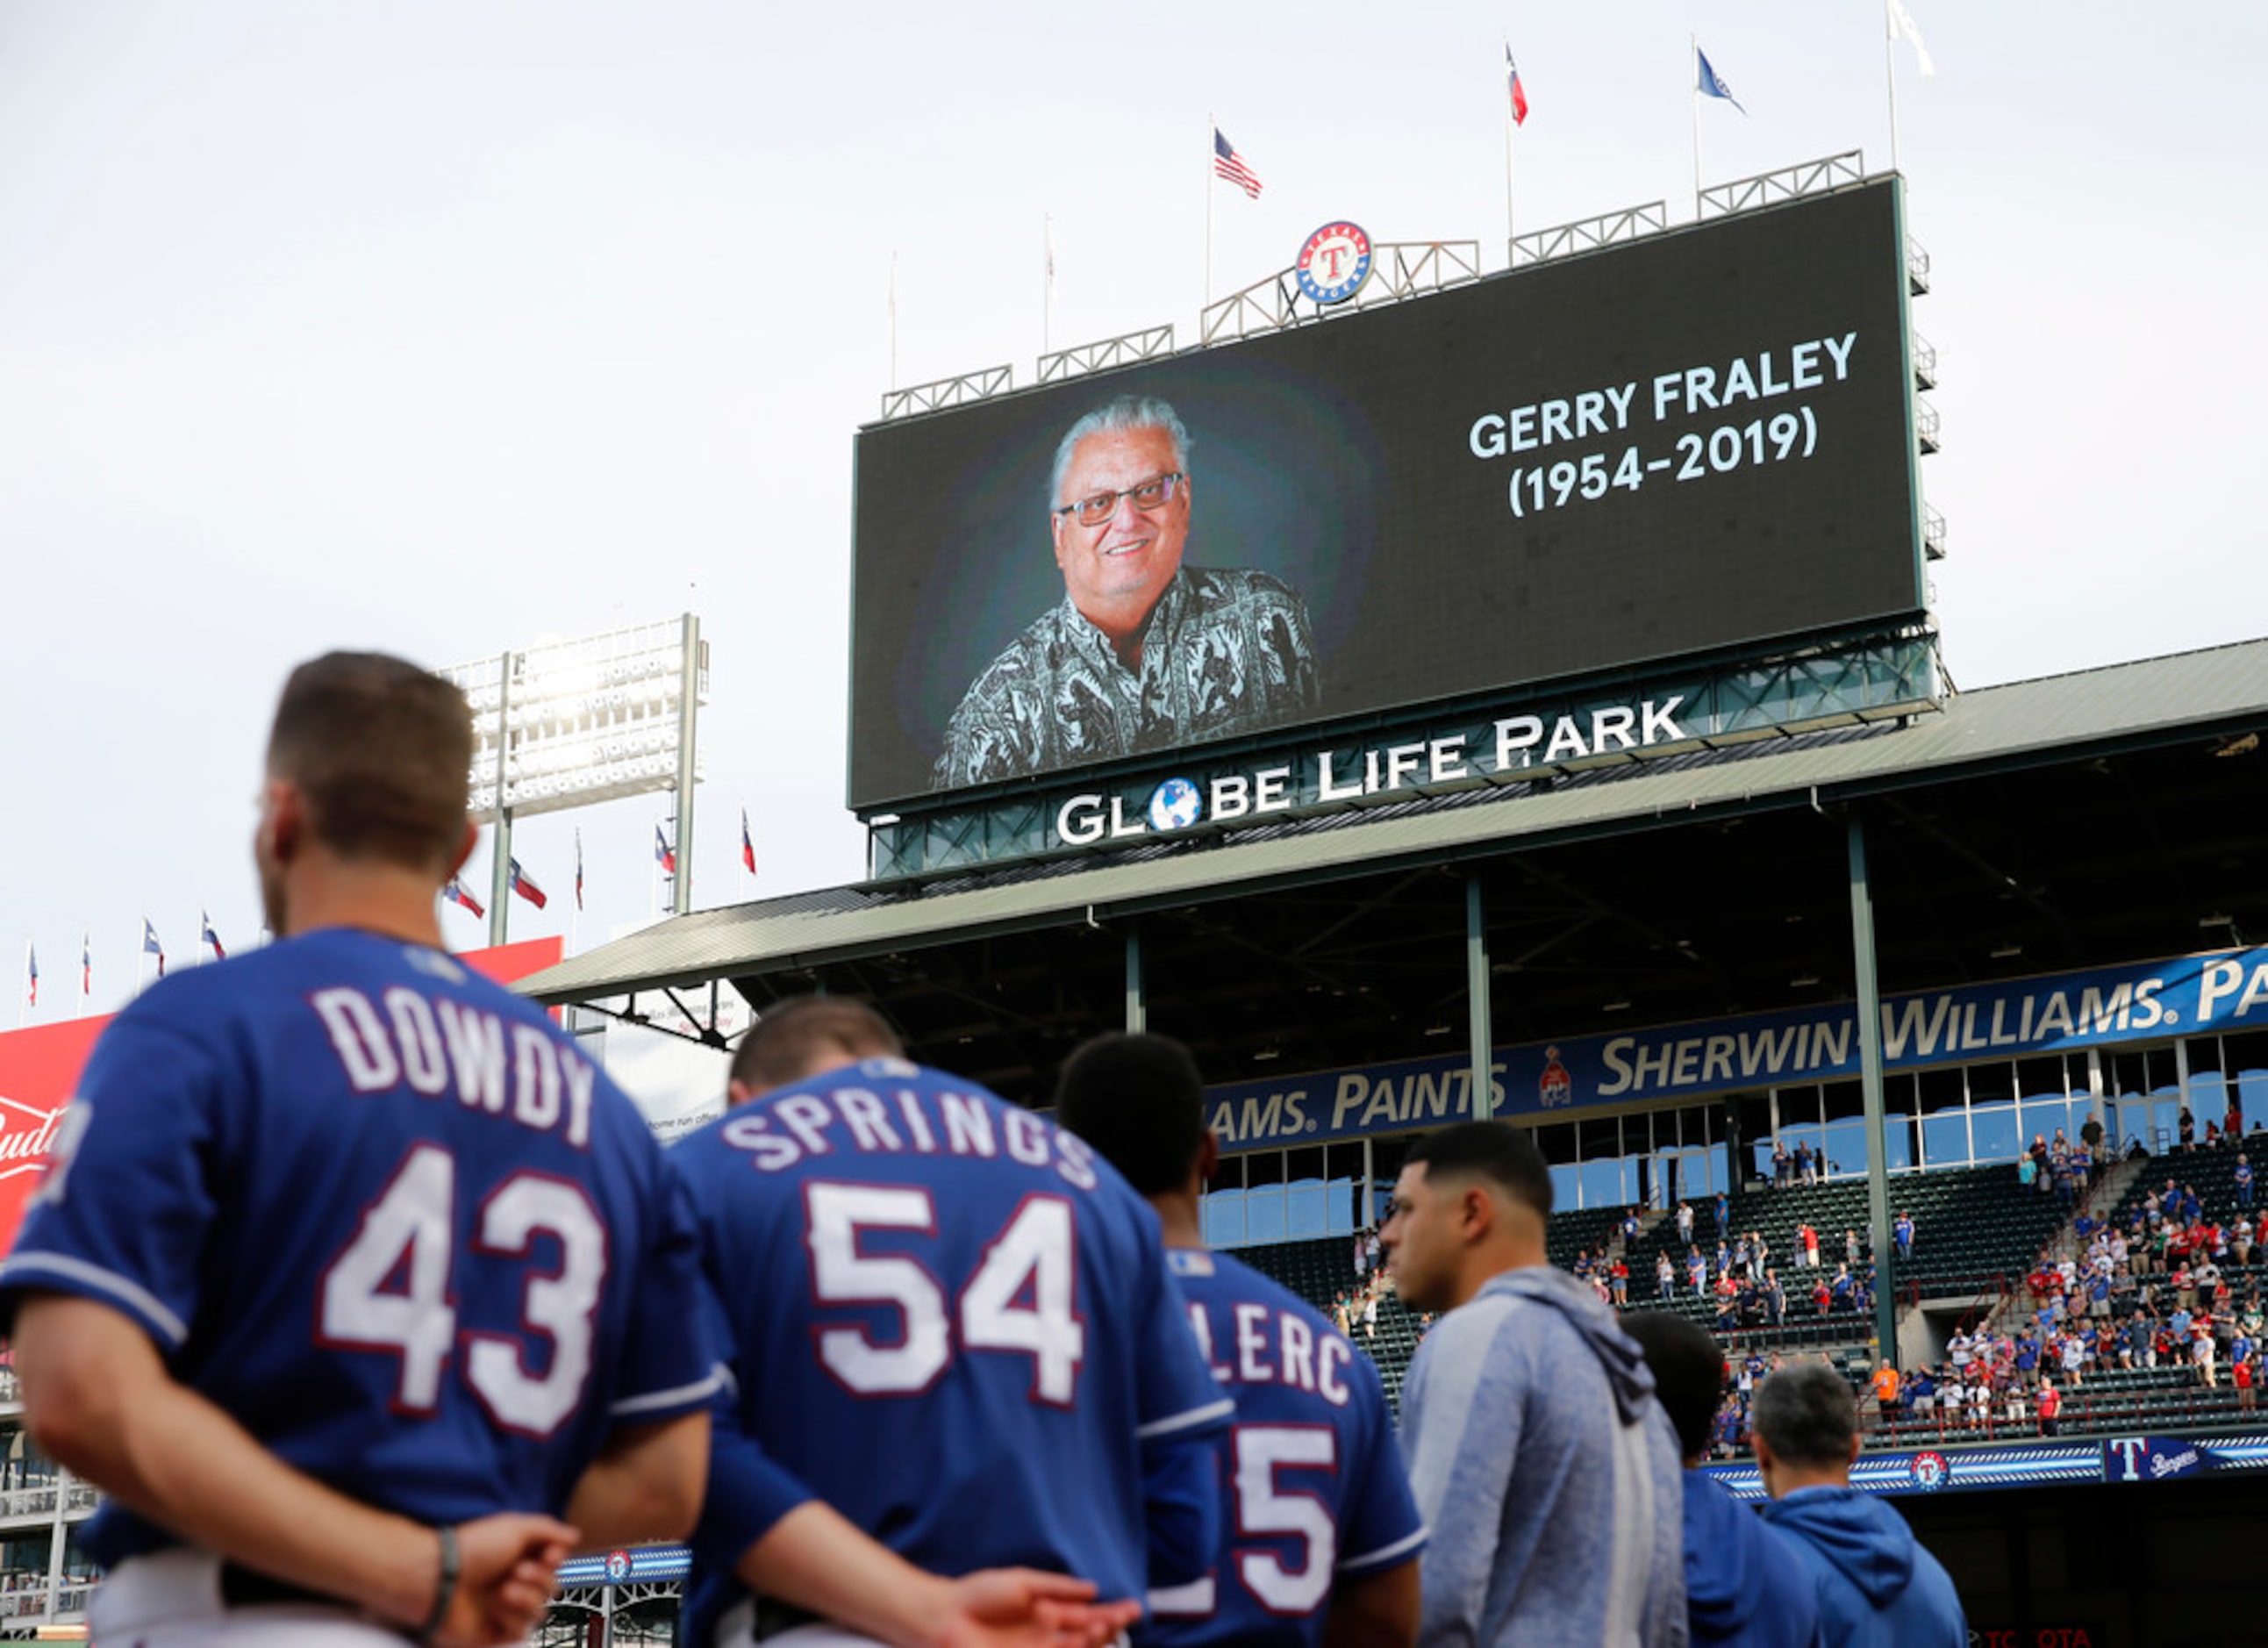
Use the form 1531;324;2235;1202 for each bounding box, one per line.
1908;1451;1950;1491
1294;221;1373;305
604;1549;633;1583
1538;1047;1573;1109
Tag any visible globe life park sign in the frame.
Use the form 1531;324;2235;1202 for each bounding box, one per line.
439;616;710;935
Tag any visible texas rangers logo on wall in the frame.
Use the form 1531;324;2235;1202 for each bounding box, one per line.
1294;221;1374;305
1538;1046;1574;1108
1908;1451;1950;1491
604;1549;633;1583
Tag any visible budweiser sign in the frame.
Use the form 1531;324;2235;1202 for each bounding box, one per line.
0;1097;69;1176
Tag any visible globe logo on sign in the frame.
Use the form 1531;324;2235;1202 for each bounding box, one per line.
1148;778;1202;833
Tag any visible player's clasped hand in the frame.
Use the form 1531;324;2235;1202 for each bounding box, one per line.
940;1569;1142;1648
434;1514;578;1648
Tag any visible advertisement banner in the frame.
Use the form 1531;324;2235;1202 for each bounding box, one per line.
851;179;1922;807
0;938;563;1256
1200;945;2268;1149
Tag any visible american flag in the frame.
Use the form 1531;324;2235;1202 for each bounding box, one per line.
1213;128;1263;199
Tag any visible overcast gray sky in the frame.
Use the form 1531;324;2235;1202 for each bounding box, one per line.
4;0;2263;1018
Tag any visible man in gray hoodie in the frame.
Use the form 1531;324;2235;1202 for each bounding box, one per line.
1381;1122;1685;1645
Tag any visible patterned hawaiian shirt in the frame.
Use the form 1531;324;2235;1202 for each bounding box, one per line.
934;566;1318;788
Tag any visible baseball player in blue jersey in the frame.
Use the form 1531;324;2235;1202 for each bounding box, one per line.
0;652;719;1646
677;997;1231;1648
1054;1033;1425;1648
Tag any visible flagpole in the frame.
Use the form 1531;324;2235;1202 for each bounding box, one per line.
1204;112;1214;314
888;251;899;391
1884;2;1902;173
18;941;28;1029
1503;65;1516;266
1691;36;1703;221
1042;212;1054;355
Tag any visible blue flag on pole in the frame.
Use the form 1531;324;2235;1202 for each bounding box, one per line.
1696;47;1746;113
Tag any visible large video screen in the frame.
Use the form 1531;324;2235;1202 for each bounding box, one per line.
850;179;1922;809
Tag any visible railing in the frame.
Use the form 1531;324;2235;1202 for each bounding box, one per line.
1200;240;1481;345
1510;202;1668;269
1036;324;1174;385
1912;333;1937;388
1915;400;1941;452
0;1366;18;1404
1922;504;1946;561
0;1580;49;1620
1699;151;1865;219
1907;235;1931;293
877;364;1014;423
0;1485;59;1521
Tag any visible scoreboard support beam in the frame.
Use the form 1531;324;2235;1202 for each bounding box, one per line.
1848;814;1900;1369
1467;876;1493;1121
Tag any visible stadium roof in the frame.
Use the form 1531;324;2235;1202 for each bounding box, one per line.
524;637;2268;1016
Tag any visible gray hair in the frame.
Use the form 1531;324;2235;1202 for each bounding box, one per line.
1049;395;1192;510
1752;1361;1858;1467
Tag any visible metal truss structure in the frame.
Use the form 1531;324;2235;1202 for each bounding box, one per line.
878;363;1014;423
1037;323;1175;385
1510;200;1668;269
1699;150;1865;220
1198;240;1481;346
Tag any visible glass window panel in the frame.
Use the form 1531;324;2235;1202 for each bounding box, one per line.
2016;1057;2069;1100
1822;1117;1869;1178
1536;1124;1578;1166
1285;1179;1328;1240
1921;1109;1970;1167
1916;1067;1966;1115
1578;1116;1622;1161
1969;1103;2021;1163
1822;1080;1865;1123
1285;1146;1325;1190
1203;1192;1243;1248
1244;1152;1286;1189
2021;1100;2073;1151
1879;1118;1915;1173
1967;1062;2014;1108
1549;1164;1580;1215
1245;1186;1286;1245
1207;1153;1243;1193
1578;1157;1625;1210
1736;1095;1774;1153
1881;1073;1918;1118
1707;1144;1729;1197
2147;1049;2181;1096
1777;1086;1823;1128
2108;1051;2151;1104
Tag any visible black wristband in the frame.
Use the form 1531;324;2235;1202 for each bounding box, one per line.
413;1525;460;1645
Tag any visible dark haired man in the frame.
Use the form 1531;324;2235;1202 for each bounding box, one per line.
0;652;720;1646
1378;1121;1683;1646
1623;1313;1818;1648
676;1000;1228;1646
1753;1362;1965;1645
1055;1033;1425;1648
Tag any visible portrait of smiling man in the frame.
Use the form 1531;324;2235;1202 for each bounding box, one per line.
934;392;1320;787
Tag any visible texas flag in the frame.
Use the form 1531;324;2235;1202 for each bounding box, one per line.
24;944;35;1008
575;829;585;912
655;825;677;877
81;935;90;998
443;878;486;920
509;857;548;910
1506;45;1529;125
142;919;166;978
741;809;756;875
201;912;225;962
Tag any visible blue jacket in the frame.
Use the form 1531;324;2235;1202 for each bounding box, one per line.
1683;1473;1819;1648
1761;1487;1964;1648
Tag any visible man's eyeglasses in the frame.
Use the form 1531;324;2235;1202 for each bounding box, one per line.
1055;472;1184;527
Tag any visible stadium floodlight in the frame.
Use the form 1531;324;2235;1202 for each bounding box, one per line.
439;616;708;939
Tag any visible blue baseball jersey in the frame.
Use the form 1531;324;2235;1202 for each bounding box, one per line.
0;929;719;1567
676;1059;1234;1644
1143;1249;1426;1648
